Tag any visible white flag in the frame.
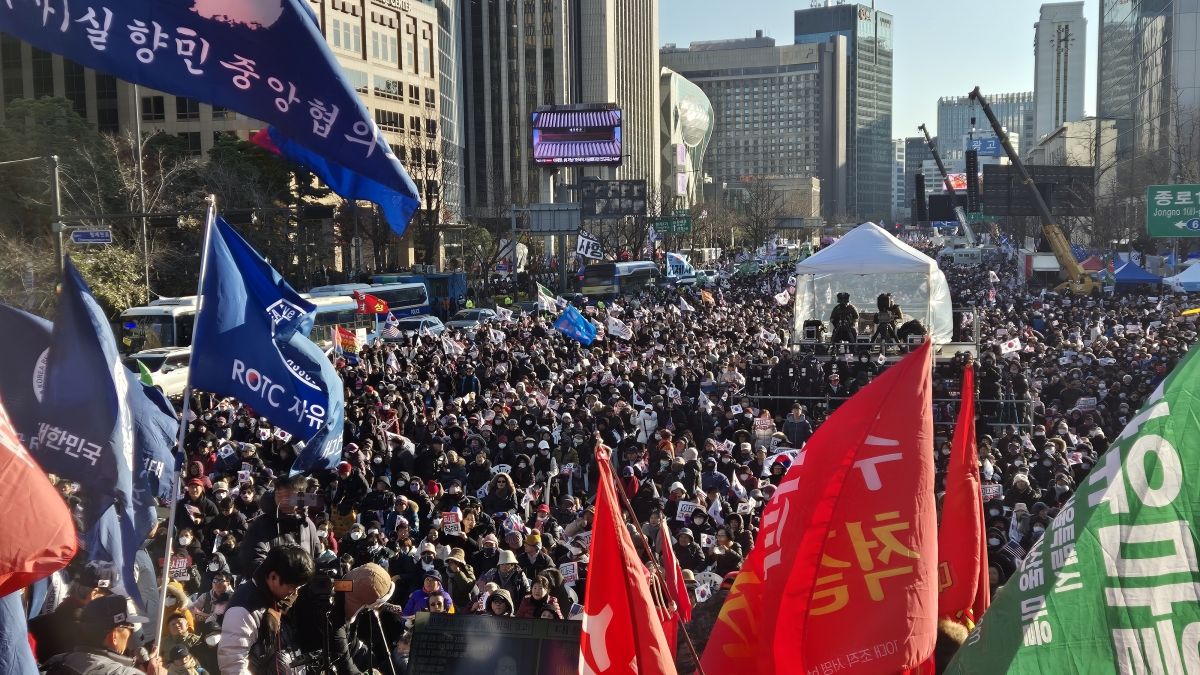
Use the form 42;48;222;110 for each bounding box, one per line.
606;316;634;340
386;351;400;372
774;290;791;305
440;335;465;356
707;498;725;526
680;298;694;312
698;391;713;413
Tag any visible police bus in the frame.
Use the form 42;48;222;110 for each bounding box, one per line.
306;282;431;318
576;261;662;303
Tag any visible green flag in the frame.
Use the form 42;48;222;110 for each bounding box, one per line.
946;346;1200;674
137;359;154;386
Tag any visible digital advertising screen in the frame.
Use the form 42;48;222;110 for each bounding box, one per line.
532;103;622;166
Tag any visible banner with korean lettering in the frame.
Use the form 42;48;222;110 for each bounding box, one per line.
1;0;419;227
945;343;1200;675
190;216;343;474
702;339;936;675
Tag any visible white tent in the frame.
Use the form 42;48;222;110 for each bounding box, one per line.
1164;261;1200;291
791;223;954;343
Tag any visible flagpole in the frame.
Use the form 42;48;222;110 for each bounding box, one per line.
152;194;217;644
609;454;707;675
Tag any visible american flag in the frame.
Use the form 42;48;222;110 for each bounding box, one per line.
735;251;749;263
381;325;401;338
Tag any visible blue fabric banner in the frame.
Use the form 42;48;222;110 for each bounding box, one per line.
190;216;343;474
34;258;136;520
0;591;37;675
0;0;419;227
253;127;418;237
0;305;52;448
554;305;597;345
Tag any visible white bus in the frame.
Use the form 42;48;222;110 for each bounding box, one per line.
306;282;431;318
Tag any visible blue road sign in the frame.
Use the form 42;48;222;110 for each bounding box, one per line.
70;229;113;245
966;137;1004;156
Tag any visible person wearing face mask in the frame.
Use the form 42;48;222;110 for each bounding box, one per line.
509;451;535;490
465;450;493;493
470;533;502;578
357;476;397;522
332;461;371;517
205;497;248;548
400;476;434;522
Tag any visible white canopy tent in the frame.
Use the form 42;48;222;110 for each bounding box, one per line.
1164;261;1200;291
791;223;954;344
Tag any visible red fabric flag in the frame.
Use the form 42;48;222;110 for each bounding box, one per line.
579;447;677;675
936;363;989;626
0;392;78;597
354;291;389;314
701;341;938;675
660;525;692;623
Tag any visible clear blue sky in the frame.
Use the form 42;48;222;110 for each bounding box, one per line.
659;0;1099;140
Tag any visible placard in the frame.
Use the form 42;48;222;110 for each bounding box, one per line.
167;554;192;581
409;612;579;675
558;561;578;584
1075;396;1097;413
675;501;700;522
981;484;1003;500
492;464;512;475
442;510;462;536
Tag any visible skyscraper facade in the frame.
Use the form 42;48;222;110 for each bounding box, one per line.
1097;0;1200;195
660;31;849;219
1033;2;1087;143
794;2;893;222
937;92;1033;160
903;136;931;217
891;138;906;221
459;0;660;213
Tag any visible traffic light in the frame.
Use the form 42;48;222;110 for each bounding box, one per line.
914;173;929;222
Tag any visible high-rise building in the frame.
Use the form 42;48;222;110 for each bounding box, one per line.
435;0;466;222
1033;2;1087;143
891;138;906;221
660;31;849;219
937;92;1033;159
460;0;660;213
660;68;714;206
794;2;893;222
1098;0;1200;197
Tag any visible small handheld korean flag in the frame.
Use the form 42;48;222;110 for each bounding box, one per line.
774;290;791;306
1000;337;1022;355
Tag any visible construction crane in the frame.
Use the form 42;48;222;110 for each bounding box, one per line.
968;87;1099;296
917;123;977;247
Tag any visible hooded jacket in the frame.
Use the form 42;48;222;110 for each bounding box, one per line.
238;490;321;573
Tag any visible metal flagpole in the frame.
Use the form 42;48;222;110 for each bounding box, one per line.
153;194;218;643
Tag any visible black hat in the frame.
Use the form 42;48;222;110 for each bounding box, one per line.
169;644;190;661
78;561;119;589
80;595;148;629
423;569;443;582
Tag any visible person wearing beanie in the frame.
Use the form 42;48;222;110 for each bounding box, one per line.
519;529;555;579
294;562;396;675
400;569;454;618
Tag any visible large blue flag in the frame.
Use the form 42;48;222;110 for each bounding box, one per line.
127;373;180;505
554;305;597;345
0;591;37;675
34;258;136;521
0;305;51;448
253;127;418;237
1;0;419;228
190;216;343;474
86;502;150;611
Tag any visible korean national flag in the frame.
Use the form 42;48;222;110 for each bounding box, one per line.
190;217;343;474
1000;337;1022;355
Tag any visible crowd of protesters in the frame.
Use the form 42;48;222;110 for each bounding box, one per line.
24;233;1199;675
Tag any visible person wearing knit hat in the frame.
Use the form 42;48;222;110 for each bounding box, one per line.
401;566;454;618
293;562;395;672
520;529;555;579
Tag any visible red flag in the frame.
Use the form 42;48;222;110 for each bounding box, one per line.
579;447;676;675
936;363;989;626
660;524;692;623
353;291;389;314
0;392;78;597
702;340;936;674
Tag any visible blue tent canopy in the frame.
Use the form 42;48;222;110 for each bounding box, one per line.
1113;261;1162;289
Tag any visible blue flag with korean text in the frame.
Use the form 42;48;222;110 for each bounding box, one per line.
190;216;343;474
0;305;52;448
554;305;597;345
127;373;181;503
1;0;419;228
34;257;136;523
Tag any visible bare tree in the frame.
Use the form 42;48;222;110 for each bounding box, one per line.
739;178;785;249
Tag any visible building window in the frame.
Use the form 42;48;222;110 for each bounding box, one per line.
424;87;436;109
372;30;398;65
420;29;432;76
142;96;165;121
424;118;437;138
404;24;415;72
409;116;420;134
63;58;87;119
213;130;237;144
31;47;53;98
408;84;420;105
211;105;231;120
373;75;402;100
95;73;118;133
177;131;202;156
374;108;402;132
344;67;368;94
176;96;200;120
1;34;22;105
332;19;361;54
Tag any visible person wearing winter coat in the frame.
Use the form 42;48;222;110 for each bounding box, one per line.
672;528;707;572
238;476;323;573
442;548;477;612
781;405;813;447
482;472;519;515
477;550;531;607
333;462;371;516
515;576;562;618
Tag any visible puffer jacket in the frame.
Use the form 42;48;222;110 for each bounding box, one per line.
43;648;143;675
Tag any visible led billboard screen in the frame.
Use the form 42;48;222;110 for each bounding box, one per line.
532;103;622;166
